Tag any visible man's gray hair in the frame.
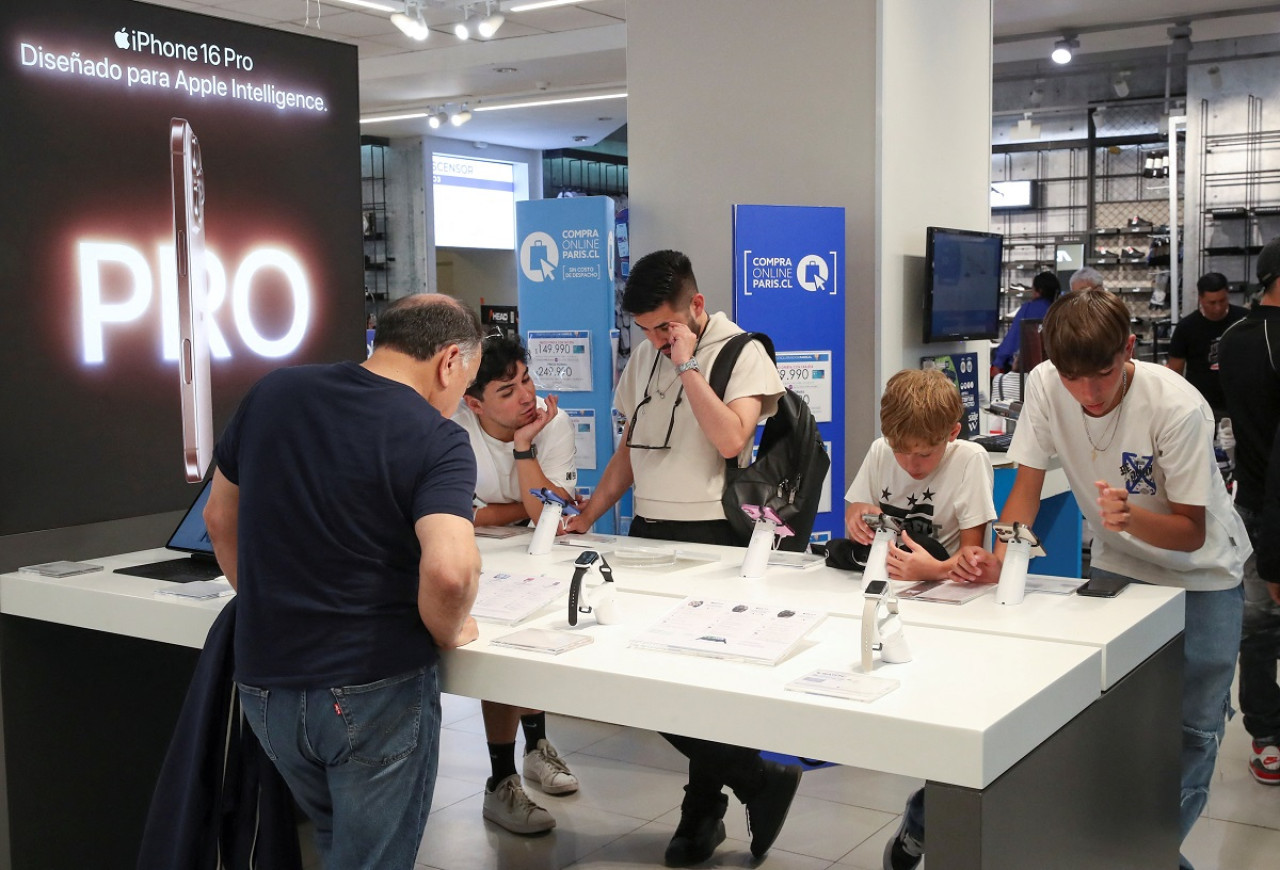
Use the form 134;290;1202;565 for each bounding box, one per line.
1069;266;1105;292
373;294;483;360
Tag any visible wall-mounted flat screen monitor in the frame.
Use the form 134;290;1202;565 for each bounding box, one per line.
990;179;1037;210
432;154;527;250
1055;239;1085;290
923;226;1003;343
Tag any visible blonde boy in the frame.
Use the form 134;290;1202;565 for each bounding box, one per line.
844;369;997;582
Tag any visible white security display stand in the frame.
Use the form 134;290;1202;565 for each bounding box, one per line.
994;522;1046;606
739;505;794;579
528;487;578;556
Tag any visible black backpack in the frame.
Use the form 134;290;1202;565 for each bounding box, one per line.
709;332;831;551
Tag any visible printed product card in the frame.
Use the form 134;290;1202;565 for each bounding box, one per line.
491;628;594;655
471;571;568;625
785;669;900;703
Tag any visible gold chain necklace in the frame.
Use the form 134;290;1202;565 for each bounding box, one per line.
1080;365;1128;461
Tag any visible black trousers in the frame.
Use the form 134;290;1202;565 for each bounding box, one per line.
630;516;766;804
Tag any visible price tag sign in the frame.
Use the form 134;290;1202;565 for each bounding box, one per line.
775;351;832;422
920;352;980;439
527;330;592;392
565;408;597;469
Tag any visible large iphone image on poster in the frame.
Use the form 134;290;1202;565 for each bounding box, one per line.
0;0;363;535
171;117;213;482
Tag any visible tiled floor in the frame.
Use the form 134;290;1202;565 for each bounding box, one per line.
299;687;1280;870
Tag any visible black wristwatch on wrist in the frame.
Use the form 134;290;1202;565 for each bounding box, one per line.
513;444;537;460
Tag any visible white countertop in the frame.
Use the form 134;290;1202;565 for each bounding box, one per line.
0;536;1180;789
477;534;1183;691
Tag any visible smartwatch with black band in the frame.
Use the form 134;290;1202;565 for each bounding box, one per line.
568;550;613;626
513;444;537;460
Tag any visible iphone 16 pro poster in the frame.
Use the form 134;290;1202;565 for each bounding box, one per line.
0;0;362;535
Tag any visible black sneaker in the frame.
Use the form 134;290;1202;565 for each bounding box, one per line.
745;760;802;858
664;792;727;867
882;813;924;870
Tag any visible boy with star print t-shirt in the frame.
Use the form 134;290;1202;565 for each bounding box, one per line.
844;368;997;582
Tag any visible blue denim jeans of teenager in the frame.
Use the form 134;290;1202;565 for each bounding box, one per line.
1091;568;1243;870
1235;505;1280;743
238;665;441;870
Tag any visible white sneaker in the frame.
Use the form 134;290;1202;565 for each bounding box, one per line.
483;774;555;834
522;739;580;795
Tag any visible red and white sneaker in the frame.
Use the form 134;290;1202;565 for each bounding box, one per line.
1250;740;1280;785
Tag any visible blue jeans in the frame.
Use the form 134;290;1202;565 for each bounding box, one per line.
899;571;1243;870
1236;505;1280;742
238;666;441;870
1092;568;1243;870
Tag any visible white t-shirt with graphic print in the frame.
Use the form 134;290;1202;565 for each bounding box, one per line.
1008;359;1248;591
844;437;996;556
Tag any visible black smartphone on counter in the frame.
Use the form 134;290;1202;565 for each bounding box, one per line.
1076;575;1131;598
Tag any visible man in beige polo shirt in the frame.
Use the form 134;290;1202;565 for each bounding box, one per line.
565;249;799;867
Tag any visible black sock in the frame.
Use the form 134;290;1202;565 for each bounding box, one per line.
521;712;547;752
487;741;517;789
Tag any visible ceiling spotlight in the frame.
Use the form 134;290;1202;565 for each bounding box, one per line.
428;108;450;129
451;105;472;126
391;0;430;41
1051;35;1078;65
1014;112;1041;140
1208;65;1223;89
1112;70;1130;98
477;2;505;38
1168;23;1193;55
454;17;473;40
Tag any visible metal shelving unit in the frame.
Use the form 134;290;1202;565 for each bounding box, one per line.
1198;96;1280;299
361;137;390;320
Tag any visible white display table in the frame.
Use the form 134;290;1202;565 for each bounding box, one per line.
0;536;1183;869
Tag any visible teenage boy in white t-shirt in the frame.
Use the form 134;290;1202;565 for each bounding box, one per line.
939;289;1249;870
845;368;997;581
854;369;997;870
453;336;580;836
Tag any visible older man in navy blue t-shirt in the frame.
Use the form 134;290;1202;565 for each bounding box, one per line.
204;294;484;870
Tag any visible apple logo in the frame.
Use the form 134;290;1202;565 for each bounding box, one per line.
114;28;129;50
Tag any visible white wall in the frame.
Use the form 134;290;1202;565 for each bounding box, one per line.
877;0;995;425
626;0;878;484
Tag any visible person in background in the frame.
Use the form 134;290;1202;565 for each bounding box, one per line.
1068;266;1106;293
204;295;484;869
948;289;1248;870
1218;239;1280;787
453;335;581;834
990;271;1060;379
1167;271;1248;419
564;249;799;868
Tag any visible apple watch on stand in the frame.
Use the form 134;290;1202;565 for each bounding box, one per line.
860;577;912;673
568;550;618;626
